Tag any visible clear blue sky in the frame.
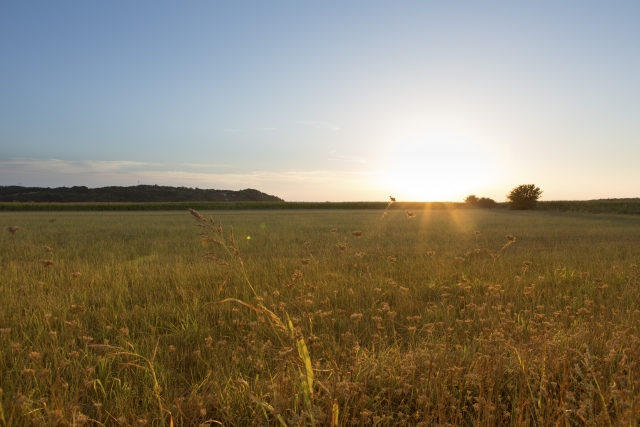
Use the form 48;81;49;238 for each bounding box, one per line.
1;1;639;201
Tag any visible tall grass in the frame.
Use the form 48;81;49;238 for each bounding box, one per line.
0;209;639;426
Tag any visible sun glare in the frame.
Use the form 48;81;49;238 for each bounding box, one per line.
379;133;495;201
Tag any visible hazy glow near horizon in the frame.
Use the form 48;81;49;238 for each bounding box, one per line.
1;2;639;201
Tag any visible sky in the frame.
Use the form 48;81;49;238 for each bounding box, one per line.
1;1;639;201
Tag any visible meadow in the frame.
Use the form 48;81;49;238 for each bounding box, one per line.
0;208;639;426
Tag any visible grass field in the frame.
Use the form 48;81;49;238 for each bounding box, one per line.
1;209;639;426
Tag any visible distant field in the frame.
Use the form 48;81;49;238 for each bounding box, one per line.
537;199;640;215
2;199;640;216
1;209;639;425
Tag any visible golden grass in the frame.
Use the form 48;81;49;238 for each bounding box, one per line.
0;209;639;426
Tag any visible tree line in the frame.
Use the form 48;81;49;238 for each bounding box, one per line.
466;184;543;210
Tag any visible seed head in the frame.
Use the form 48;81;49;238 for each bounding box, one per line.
44;246;53;252
71;272;81;278
40;260;55;268
5;226;20;235
352;231;365;238
426;251;435;257
505;235;516;242
12;393;27;406
455;257;465;263
390;196;396;202
189;208;206;222
474;231;481;236
69;305;86;315
405;211;416;218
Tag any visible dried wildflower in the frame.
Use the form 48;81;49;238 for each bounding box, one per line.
0;327;10;336
352;231;365;238
405;211;416;218
523;261;532;267
12;393;27;406
388;256;397;263
336;243;347;253
81;335;94;343
47;409;63;425
355;252;365;258
474;231;481;236
75;413;89;425
118;327;129;336
330;228;337;233
426;251;435;257
44;246;53;252
29;351;42;361
304;241;311;248
491;253;501;259
71;272;81;278
350;313;363;322
455;257;465;263
5;226;20;235
70;305;86;315
390;196;396;202
22;368;36;377
505;235;516;242
300;258;311;265
40;260;55;268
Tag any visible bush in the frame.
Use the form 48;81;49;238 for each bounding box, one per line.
476;197;498;208
464;195;479;205
507;184;542;210
464;195;498;209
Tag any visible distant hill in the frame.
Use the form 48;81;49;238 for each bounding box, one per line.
0;185;283;203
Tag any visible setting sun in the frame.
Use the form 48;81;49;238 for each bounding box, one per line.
378;132;497;201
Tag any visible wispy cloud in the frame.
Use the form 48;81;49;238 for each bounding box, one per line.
257;127;277;131
182;163;234;168
0;157;381;201
291;120;340;131
328;155;366;163
0;157;161;174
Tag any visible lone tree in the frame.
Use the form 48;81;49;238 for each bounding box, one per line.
506;184;542;210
